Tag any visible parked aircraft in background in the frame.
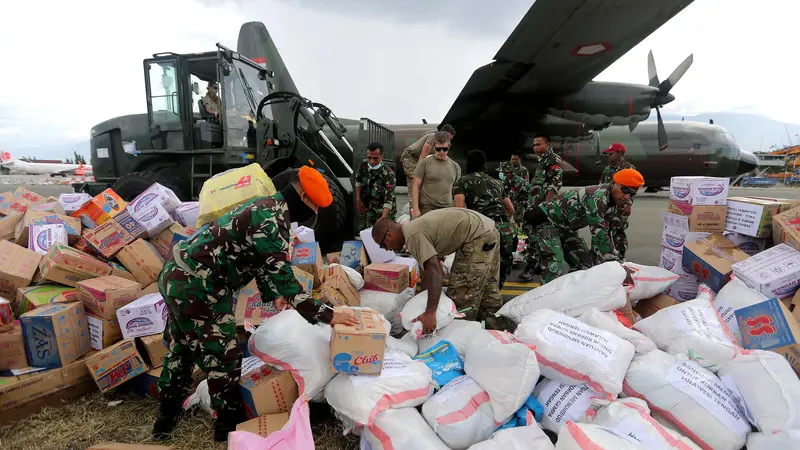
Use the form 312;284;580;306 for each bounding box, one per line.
0;152;93;177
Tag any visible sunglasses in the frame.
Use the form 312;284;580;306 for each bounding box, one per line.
434;147;449;152
621;186;638;197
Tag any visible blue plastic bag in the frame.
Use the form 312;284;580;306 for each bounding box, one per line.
412;340;464;389
498;394;544;429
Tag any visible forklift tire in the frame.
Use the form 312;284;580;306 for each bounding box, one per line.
113;171;187;203
270;170;347;243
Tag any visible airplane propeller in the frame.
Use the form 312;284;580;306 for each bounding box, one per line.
644;50;693;150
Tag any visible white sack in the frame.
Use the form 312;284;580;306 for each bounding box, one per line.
717;349;800;433
624;262;682;304
746;431;800;450
555;422;649;449
422;375;498;449
183;379;214;417
464;330;539;423
578;308;657;353
362;408;450;450
534;379;602;434
324;351;434;426
622;350;750;450
401;290;461;339
328;263;365;290
386;334;418;358
359;288;415;335
248;309;333;399
633;286;737;371
497;262;628;322
587;398;701;449
444;253;455;276
713;277;767;345
514;309;635;399
466;425;555;450
417;319;483;360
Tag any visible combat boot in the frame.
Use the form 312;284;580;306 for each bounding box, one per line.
152;398;184;440
213;405;248;442
518;263;535;282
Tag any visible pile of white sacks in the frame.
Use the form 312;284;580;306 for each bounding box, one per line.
247;261;800;450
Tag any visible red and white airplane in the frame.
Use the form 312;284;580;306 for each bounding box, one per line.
0;152;93;177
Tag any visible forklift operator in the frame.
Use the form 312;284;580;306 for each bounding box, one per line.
204;81;222;120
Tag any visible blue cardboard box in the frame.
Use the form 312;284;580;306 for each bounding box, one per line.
20;302;91;368
682;233;749;292
736;297;800;374
340;240;368;272
291;242;323;287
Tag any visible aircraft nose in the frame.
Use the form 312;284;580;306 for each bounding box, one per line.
736;150;758;175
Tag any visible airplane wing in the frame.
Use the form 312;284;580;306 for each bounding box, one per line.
442;0;694;132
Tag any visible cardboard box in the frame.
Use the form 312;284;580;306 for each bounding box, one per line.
0;212;22;239
0;240;42;298
173;202;200;228
722;231;767;257
87;443;173;450
15;210;81;245
39;244;112;287
87;313;123;351
682;234;749;292
725;197;786;238
73;229;99;257
131;366;162;398
77;276;142;320
291;242;324;287
667;202;727;232
113;209;147;241
0;299;12;332
633;293;678;318
83;219;134;259
234;279;278;326
320;265;360;307
137;334;167;368
326;252;341;265
149;223;189;259
57;193;92;214
116;293;169;339
171;225;195;245
129;202;174;238
13;187;47;206
0;326;28;370
15;284;77;316
108;260;138;283
71;188;128;229
669;176;729;206
660;225;711;255
33;201;66;215
773;206;800;251
659;247;690;276
20;302;91;368
736;298;800;375
329;307;387;375
364;263;410;294
732;244;800;299
236;413;290;438
392;256;420;289
293;266;314;294
129;183;182;214
341;240;369;271
116;239;165;286
663;274;701;302
27;224;68;256
292;225;316;244
239;356;298;419
141;282;160;296
85;339;148;392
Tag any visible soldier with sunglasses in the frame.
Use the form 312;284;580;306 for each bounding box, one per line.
522;168;645;283
410;131;461;219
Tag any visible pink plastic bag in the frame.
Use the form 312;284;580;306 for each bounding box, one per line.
227;395;315;450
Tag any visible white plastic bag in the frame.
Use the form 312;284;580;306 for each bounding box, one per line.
514;309;635;400
386;334;418;358
359;288;415;335
586;398;701;449
633;286;737;371
362;408;450;450
401;290;462;339
421;375;498;449
713;277;767;345
578;308;657;354
183;379;214;417
624;262;682;304
555;422;648;449
533;379;601;433
623;350;750;450
328;263;364;290
497;262;628;322
248;310;333;399
417;319;483;360
464;330;539;423
444;253;455;277
324;351;434;426
466;425;555;450
717;349;800;433
746;431;800;450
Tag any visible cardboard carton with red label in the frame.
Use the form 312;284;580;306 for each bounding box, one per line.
329;307;387;375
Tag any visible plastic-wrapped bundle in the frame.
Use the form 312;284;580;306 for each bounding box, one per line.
417;319;483;359
421;375;499;449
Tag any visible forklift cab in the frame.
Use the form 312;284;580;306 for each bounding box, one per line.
143;44;272;152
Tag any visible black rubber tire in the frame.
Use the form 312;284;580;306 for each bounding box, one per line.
113;171;188;202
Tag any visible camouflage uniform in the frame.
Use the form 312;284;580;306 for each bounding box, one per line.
453;172;518;288
524;149;563;271
600;160;636;260
532;184;621;282
157;194;333;417
498;161;529;223
355;160;396;229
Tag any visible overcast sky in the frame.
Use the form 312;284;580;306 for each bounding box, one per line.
1;0;798;154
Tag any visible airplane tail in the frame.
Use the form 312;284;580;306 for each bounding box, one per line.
0;151;12;164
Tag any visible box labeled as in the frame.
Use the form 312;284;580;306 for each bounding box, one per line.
292;266;314;294
392;256;420;289
0;240;42;298
15;285;77;316
329;307;387;375
128;183;182;214
234;279;277;326
320;265;360;307
736;298;800;375
725;197;786;238
83;219;134;259
149;223;188;259
0;326;29;370
667;202;727;232
341;240;371;270
116;293;169;339
236;413;290;438
86;313;123;351
732;244;800;299
28;224;68;256
85;339;148;392
660;225;710;255
77;276;142;320
772;206;800;251
39;244;112;287
669;176;729;206
659;247;690;275
0;213;22;240
663;274;701;302
71;189;128;229
116;239;165;286
291;242;323;287
15;210;82;245
141;282;160;296
326;252;341;265
722;231;767;257
682;234;749;292
108;260;138;283
0;298;12;332
137;334;167;369
129;202;174;238
33;201;66;216
172;202;199;228
364;263;410;294
20;302;91;368
239;355;298;419
57;193;92;214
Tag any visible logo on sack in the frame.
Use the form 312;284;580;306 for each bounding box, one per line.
235;176;252;189
664;233;684;248
139;206;159;222
126;317;154;332
134;193;158;212
103;194;121;211
672;186;690;198
36;230;50;250
698;185;725;196
661;256;675;271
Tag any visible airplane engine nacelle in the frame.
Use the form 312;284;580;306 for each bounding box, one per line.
546;81;661;128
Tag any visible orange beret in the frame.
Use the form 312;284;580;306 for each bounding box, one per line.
299;166;333;208
613;168;645;189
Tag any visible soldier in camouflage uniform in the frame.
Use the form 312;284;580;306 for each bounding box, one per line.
454;150;518;288
520;133;563;282
523;168;645;283
153;167;358;442
599;143;636;260
355;141;396;229
498;150;529;223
